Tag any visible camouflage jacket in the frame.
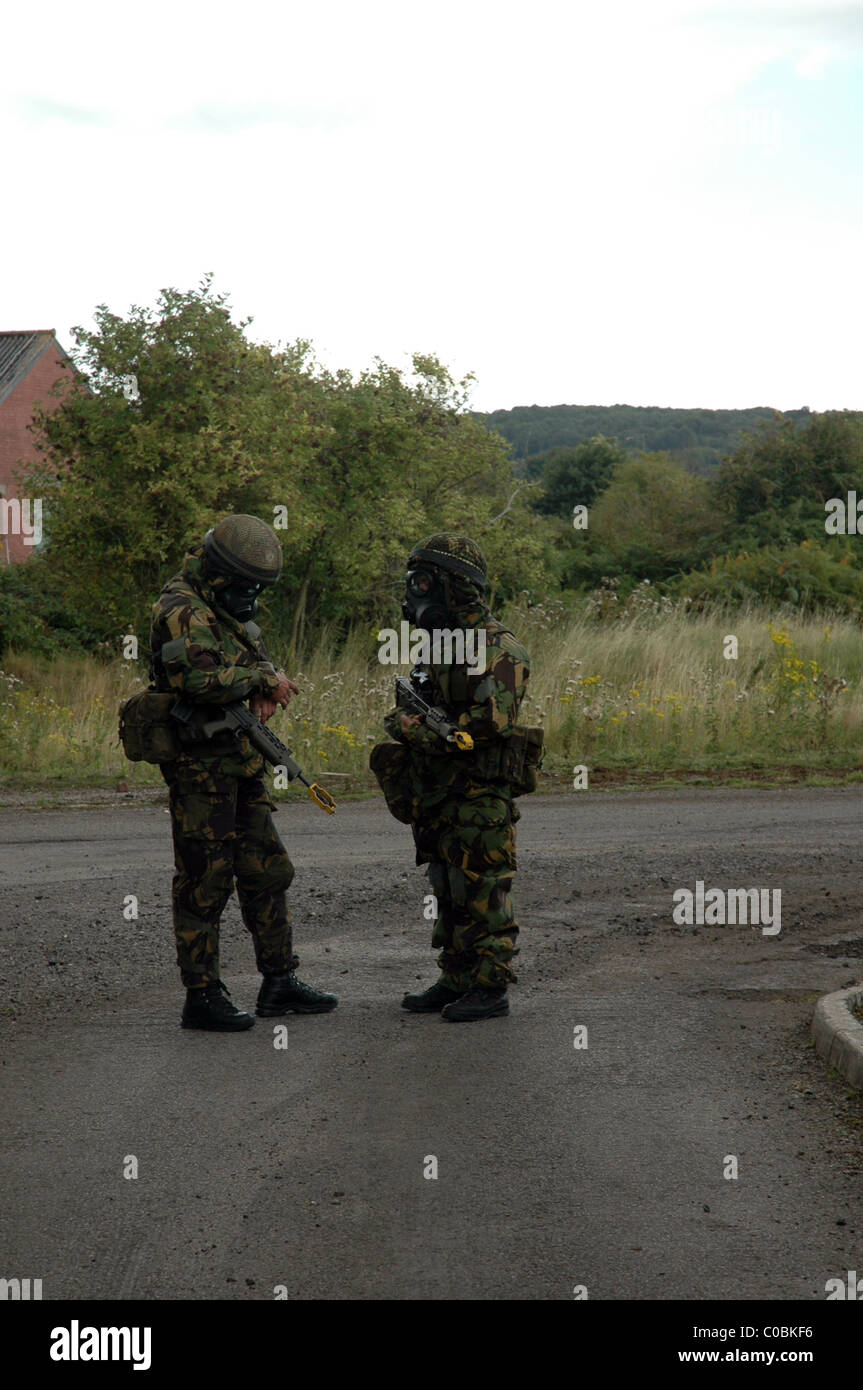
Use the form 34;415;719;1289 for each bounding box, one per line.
383;608;530;799
150;547;283;777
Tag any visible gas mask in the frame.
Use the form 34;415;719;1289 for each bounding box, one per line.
402;567;452;632
217;578;263;621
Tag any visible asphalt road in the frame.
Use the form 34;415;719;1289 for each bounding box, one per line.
1;788;862;1300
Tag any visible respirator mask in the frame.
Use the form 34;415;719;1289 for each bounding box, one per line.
402;567;452;632
217;578;263;621
203;556;264;620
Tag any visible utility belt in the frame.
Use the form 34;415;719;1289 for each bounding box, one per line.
370;722;544;826
414;723;544;794
472;725;544;791
118;691;244;764
172;731;244;760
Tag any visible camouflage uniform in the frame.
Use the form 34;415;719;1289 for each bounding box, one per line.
379;539;531;994
150;546;298;988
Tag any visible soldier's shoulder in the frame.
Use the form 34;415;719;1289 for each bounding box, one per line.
152;576;213;629
485;623;530;670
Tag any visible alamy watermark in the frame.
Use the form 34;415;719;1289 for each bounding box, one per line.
50;1322;151;1370
0;497;42;546
825;1269;862;1299
377;621;486;672
0;1276;42;1299
672;880;781;935
825;493;863;534
698;106;782;155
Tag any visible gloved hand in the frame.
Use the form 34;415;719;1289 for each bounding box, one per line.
251;694;278;723
273;672;299;709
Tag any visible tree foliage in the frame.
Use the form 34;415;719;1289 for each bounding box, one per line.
24;280;551;651
588;453;728;579
528;436;629;518
674;540;863;614
714;411;863;549
480;402;814;473
13;280;863;661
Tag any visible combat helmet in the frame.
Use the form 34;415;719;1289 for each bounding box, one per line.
407;534;487;589
403;534;488;631
204;514;283;585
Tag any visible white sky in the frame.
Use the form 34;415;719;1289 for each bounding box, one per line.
2;0;861;412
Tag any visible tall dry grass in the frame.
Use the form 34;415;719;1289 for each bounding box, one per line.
1;597;861;788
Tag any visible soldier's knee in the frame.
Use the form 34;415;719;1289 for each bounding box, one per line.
271;853;294;892
207;856;234;884
175;858;234;920
239;851;294;897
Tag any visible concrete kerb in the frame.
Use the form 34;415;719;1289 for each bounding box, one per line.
812;983;863;1091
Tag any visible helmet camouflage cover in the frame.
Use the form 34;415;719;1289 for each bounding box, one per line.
204;514;283;585
407;534;487;589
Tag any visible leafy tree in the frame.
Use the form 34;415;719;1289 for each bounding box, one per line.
588;453;728;579
27;276;325;638
674;540;863;614
0;554;103;656
528;436;629;518
276;354;551;651
478;402;812;470
23;282;553;654
714;411;863;550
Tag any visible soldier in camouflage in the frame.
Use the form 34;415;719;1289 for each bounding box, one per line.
374;534;531;1022
150;513;338;1032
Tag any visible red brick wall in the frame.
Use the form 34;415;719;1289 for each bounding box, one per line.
0;343;71;564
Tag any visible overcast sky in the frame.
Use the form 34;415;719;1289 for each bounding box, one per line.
2;0;861;412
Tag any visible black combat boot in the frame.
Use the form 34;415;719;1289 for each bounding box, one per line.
401;981;463;1012
441;988;509;1022
181;981;255;1032
256;972;338;1016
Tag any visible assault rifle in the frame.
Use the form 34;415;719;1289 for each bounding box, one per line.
395;675;474;751
171;697;337;813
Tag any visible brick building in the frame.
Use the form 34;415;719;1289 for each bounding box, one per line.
0;330;73;564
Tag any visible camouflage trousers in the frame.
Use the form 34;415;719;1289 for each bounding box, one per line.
160;759;298;988
413;786;520;993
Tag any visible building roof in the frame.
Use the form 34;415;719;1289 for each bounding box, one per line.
0;330;69;408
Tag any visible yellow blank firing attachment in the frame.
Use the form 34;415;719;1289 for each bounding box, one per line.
307;782;337;813
453;731;474;751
